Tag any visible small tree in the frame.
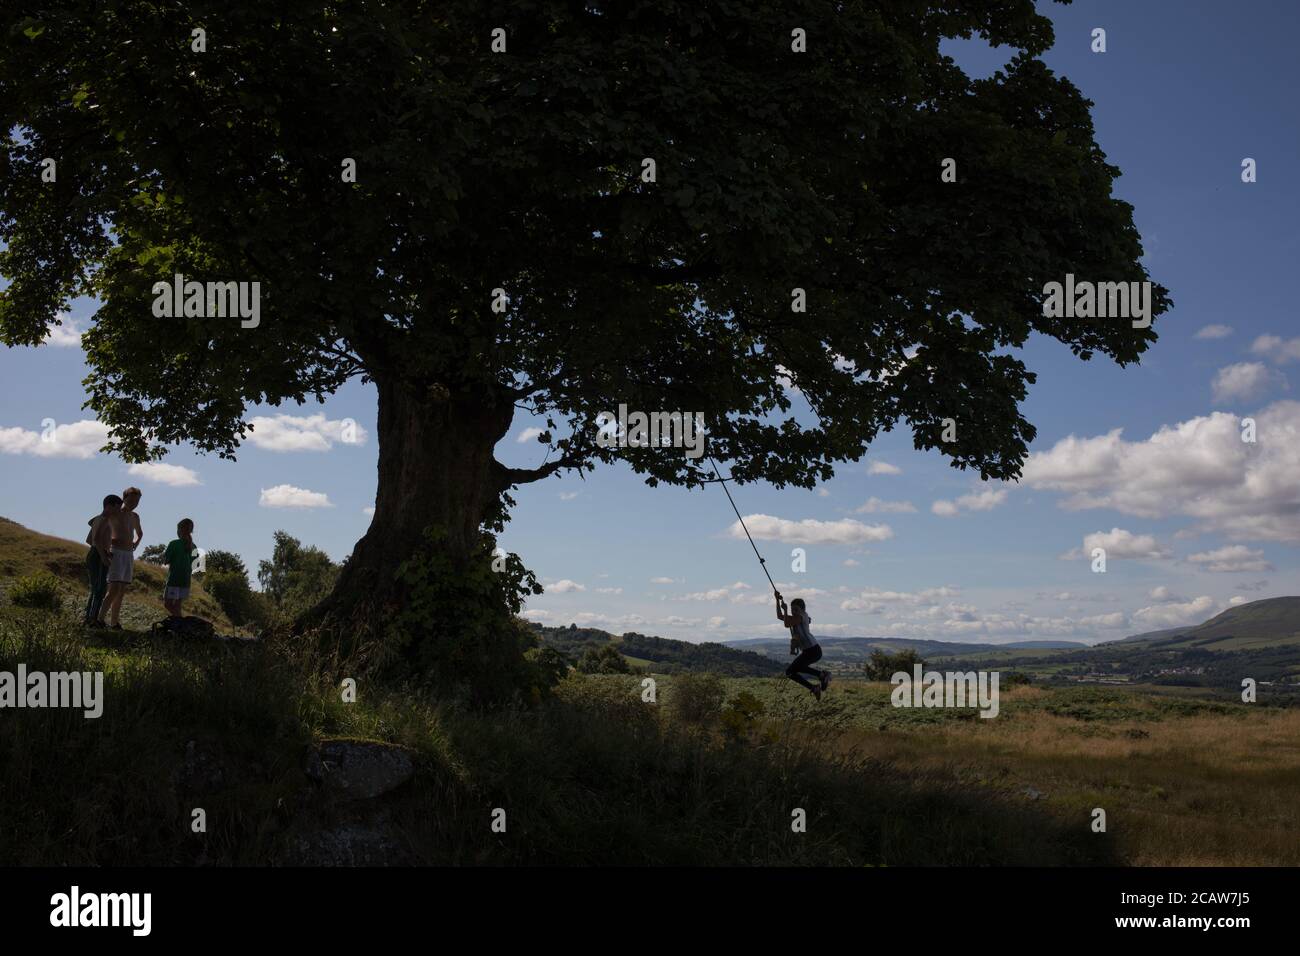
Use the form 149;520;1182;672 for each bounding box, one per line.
201;549;248;578
203;569;271;630
863;648;926;682
257;531;339;618
139;544;167;565
576;644;632;675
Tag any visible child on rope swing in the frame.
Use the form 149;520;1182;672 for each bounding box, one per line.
775;591;831;700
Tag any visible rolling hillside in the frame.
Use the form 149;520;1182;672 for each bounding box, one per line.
1106;597;1300;651
0;516;233;630
529;623;784;676
724;636;1089;662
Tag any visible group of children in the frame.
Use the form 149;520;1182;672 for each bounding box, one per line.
79;487;831;692
83;485;199;629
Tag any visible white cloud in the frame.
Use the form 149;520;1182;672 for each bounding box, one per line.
1250;335;1300;364
571;612;646;630
731;514;893;546
1022;402;1300;542
854;497;916;514
932;487;1009;517
1063;528;1171;561
1211;363;1284;403
1228;595;1247;606
517;427;545;444
594;587;623;595
127;462;201;487
706;616;726;630
1147;586;1185;603
522;609;551;620
867;461;902;476
662;615;703;628
363;506;375;517
1194;324;1233;340
559;491;579;500
840;585;960;613
0;419;109;459
549;579;585;593
843;558;860;567
44;314;85;347
246;413;367;452
1185;545;1273;573
650;576;676;585
258;484;333;508
1131;595;1216;628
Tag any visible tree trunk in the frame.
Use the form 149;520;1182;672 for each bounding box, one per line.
299;377;514;648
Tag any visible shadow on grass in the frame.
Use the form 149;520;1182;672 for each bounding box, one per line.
0;614;1120;866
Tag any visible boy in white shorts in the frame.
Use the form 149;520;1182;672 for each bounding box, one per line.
100;487;143;630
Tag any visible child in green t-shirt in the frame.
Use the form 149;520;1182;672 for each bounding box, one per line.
162;519;198;617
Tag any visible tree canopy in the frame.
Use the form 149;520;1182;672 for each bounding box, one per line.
0;1;1168;652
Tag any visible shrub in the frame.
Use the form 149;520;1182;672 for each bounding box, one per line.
575;644;631;674
551;673;656;732
204;569;272;630
383;528;554;708
720;690;766;741
9;572;61;611
525;646;572;689
863;648;926;681
669;673;725;725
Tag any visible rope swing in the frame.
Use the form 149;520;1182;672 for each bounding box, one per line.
707;454;778;595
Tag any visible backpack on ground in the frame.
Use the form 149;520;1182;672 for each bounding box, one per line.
151;615;217;640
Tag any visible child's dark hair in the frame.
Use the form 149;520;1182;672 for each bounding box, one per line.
177;518;194;534
790;598;806;611
102;494;123;509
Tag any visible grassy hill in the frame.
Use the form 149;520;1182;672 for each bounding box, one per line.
1107;597;1300;651
530;623;784;676
724;636;1088;666
0;516;234;631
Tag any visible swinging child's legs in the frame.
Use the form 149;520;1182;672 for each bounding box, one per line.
786;645;825;694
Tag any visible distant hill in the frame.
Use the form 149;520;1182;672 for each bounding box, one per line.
723;635;1088;661
0;516;233;630
529;623;784;676
1106;597;1300;651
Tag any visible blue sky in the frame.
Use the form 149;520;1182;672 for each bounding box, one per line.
3;0;1299;645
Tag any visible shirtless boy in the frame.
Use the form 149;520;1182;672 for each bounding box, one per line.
99;486;143;630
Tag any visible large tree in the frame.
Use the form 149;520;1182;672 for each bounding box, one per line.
0;1;1167;646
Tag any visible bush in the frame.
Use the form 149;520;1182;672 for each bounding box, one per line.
383;528;555;707
8;572;62;611
669;673;725;725
863;648;926;681
720;690;766;741
204;569;272;630
551;673;656;732
525;646;572;690
575;644;631;674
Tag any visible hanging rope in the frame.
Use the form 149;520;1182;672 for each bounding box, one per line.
707;455;778;594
